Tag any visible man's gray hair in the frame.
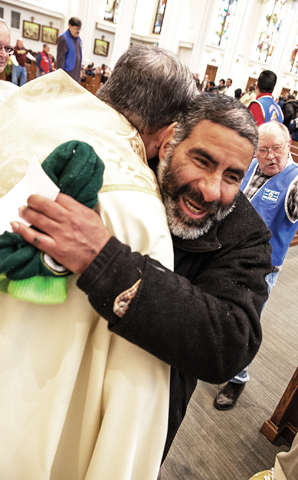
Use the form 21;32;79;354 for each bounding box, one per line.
97;44;198;135
172;94;258;152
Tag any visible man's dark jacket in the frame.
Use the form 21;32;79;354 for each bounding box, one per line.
282;98;298;129
77;191;272;458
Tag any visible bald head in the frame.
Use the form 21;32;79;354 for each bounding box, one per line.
0;19;11;73
257;122;291;176
258;121;290;142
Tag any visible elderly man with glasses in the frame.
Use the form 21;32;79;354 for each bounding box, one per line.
214;121;298;411
0;19;19;101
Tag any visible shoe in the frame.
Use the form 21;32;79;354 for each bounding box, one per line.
213;381;245;410
249;468;274;480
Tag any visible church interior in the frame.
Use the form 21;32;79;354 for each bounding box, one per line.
0;0;298;479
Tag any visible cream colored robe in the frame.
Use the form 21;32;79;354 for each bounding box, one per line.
0;70;173;480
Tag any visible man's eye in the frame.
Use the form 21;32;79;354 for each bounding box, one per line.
225;174;240;183
194;157;208;167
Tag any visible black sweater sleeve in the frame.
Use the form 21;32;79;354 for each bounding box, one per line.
77;218;272;384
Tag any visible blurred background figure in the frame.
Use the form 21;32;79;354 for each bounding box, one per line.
36;44;53;77
0;19;19;101
11;38;36;86
234;88;242;100
240;83;257;107
85;61;95;77
218;78;226;94
225;78;234;96
282;94;298;131
206;80;219;94
57;17;82;82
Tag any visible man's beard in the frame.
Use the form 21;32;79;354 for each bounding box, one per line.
158;148;236;240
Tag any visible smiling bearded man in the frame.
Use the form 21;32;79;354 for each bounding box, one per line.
158;128;238;240
12;94;273;466
157;96;255;240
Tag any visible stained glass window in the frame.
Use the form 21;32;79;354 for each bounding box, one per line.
104;0;121;24
211;0;238;48
153;0;167;34
255;0;287;63
287;33;298;74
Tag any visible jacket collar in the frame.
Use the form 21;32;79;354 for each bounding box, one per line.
172;221;222;253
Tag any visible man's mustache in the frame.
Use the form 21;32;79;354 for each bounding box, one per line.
172;184;221;215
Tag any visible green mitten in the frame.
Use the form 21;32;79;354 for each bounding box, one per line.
0;140;105;303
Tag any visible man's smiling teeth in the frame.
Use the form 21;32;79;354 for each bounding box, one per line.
185;199;202;213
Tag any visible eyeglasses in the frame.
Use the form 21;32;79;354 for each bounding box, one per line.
257;145;285;158
0;44;14;55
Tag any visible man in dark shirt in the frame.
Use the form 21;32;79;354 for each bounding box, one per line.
56;16;82;82
13;92;272;462
11;38;35;86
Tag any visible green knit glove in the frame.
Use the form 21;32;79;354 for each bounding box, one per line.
0;140;105;303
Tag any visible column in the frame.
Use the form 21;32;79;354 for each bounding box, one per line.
189;0;220;74
158;0;187;54
109;0;138;68
77;0;101;64
218;0;253;80
269;0;298;95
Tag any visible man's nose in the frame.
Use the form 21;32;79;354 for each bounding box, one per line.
197;175;221;203
266;149;275;158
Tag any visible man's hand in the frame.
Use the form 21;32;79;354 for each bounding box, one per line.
10;193;111;274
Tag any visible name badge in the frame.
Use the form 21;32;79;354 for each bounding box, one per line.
262;188;280;202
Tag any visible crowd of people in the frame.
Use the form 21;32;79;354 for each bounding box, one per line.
1;14;298;480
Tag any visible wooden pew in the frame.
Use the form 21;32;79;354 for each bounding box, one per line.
261;366;298;445
79;73;102;96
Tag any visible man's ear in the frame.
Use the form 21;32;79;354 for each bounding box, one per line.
159;122;177;161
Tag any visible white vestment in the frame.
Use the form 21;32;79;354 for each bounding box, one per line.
0;70;173;480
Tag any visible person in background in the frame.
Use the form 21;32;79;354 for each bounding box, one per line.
11;38;35;86
214;122;298;411
36;44;53;77
0;19;12;74
225;77;234;97
277;95;286;110
0;19;19;101
234;88;242;100
56;16;82;82
240;83;257;107
206;80;219;94
85;61;95;77
200;73;209;92
218;78;226;94
282;94;298;131
248;70;283;125
288;114;298;141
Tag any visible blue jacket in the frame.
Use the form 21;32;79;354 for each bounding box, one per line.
241;157;298;266
62;30;82;72
250;95;283;123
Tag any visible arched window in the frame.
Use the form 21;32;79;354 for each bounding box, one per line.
211;0;238;48
287;33;298;74
153;0;167;34
104;0;121;24
255;0;287;63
